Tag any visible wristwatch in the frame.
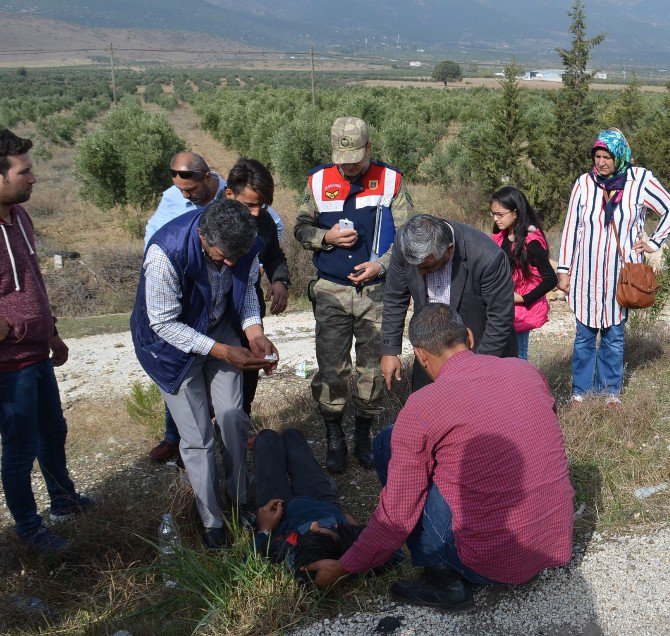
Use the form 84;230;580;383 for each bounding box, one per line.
378;263;387;278
275;279;290;290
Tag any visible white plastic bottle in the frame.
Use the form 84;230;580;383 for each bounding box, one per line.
158;513;182;588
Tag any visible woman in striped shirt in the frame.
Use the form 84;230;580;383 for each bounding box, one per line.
557;129;670;407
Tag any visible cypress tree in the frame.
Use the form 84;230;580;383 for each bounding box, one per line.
534;0;604;227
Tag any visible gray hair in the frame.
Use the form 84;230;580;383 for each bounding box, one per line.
170;151;209;174
409;303;468;355
398;214;453;265
199;199;256;259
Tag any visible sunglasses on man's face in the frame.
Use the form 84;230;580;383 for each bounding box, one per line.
171;169;206;179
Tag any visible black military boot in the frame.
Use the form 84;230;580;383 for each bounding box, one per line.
353;414;374;469
390;564;473;611
324;415;347;474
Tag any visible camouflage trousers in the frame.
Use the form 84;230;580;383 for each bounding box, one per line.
311;277;385;418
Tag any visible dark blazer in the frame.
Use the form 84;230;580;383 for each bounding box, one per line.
382;220;517;358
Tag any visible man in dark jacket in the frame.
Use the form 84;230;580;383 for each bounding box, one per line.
131;199;278;548
224;158;290;415
0;129;91;553
381;215;516;391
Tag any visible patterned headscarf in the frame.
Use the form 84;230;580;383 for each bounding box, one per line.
590;128;633;225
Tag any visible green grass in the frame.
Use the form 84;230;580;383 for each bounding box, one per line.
57;312;131;339
146;527;315;636
126;382;165;439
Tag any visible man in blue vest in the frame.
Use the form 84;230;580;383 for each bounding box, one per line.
145;152;287;463
294;117;413;474
131;198;278;548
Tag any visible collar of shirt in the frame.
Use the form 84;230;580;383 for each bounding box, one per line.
0;206;15;225
425;258;453;304
435;349;472;381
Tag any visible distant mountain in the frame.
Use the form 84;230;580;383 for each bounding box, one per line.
0;13;251;65
4;0;670;63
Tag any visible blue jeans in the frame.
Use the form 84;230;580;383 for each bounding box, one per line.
572;319;626;397
517;331;530;361
373;425;497;585
0;360;76;536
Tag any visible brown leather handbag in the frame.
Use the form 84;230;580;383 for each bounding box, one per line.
611;222;659;309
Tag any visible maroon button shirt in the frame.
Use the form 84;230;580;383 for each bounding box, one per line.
340;350;574;584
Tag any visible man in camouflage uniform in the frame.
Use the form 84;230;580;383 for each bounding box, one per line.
294;117;413;474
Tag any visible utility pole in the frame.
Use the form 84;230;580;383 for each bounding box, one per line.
310;46;317;107
109;42;118;106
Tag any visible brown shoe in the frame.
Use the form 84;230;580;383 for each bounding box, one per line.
605;395;622;410
148;439;178;462
569;395;584;409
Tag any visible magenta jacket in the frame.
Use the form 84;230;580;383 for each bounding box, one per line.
0;205;56;372
492;227;550;333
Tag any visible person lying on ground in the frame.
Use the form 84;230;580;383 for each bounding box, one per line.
252;427;400;581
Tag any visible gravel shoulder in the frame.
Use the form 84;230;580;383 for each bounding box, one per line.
291;527;670;636
54;302;577;404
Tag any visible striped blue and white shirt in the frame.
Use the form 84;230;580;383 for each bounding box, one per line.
143;244;261;355
558;167;670;328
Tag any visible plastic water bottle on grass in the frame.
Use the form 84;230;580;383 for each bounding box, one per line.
158;513;182;588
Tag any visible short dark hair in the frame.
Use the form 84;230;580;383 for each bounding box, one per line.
199;198;256;259
292;524;362;583
0;129;32;177
409;303;468;355
227;157;274;206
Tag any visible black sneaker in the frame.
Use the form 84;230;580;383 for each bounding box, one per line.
390;565;473;611
236;504;257;531
20;525;70;554
201;526;228;550
50;494;95;522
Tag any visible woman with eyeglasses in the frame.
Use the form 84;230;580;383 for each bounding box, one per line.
557;128;670;408
490;186;557;360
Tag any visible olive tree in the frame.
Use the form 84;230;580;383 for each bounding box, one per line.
432;61;463;86
75;98;185;238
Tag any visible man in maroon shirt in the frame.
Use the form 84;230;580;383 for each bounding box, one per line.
308;303;573;610
0;129;91;553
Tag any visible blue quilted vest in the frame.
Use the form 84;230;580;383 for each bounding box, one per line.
130;209;262;394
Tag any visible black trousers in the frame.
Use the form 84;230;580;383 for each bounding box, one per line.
253;428;335;508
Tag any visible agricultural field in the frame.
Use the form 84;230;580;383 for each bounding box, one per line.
1;65;670;635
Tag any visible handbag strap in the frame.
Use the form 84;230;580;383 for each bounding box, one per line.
605;191;626;263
